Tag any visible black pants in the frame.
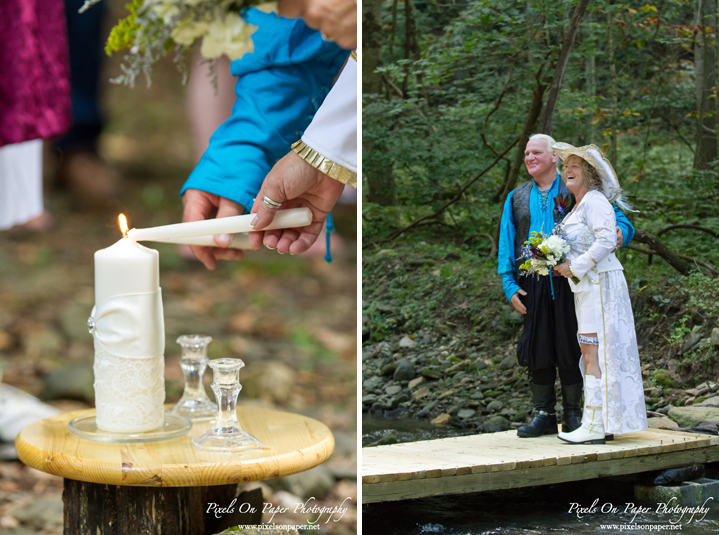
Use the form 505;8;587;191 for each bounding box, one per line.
516;275;581;375
55;0;105;153
530;367;582;386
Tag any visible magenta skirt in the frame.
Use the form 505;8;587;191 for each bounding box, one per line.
0;0;72;146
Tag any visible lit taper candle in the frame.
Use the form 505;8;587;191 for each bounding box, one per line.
127;208;311;243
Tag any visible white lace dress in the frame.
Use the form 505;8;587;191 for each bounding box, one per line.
562;190;647;435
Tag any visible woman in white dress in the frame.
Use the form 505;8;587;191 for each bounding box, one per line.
551;143;647;444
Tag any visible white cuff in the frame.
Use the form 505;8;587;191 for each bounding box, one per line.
301;56;357;174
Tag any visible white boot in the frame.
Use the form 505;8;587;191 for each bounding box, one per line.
558;375;605;445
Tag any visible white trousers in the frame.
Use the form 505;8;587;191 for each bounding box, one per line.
0;139;43;230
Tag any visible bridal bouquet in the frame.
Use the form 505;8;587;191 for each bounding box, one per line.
518;226;580;284
80;0;265;87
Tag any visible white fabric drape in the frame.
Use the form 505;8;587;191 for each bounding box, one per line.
564;190;647;435
301;56;357;173
0;139;43;230
592;271;648;434
90;289;165;359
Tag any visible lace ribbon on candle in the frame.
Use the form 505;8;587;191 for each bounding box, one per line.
93;344;165;432
89;289;166;432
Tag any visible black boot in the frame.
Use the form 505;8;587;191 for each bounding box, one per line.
561;382;583;433
517;383;558;438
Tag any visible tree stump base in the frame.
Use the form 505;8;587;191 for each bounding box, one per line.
63;479;263;535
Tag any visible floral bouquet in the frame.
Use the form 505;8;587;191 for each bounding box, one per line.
80;0;266;87
518;226;580;284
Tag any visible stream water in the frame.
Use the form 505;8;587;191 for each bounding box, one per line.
363;413;471;446
363;484;719;534
362;414;719;535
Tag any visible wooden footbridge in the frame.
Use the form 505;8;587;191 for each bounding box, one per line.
362;429;719;503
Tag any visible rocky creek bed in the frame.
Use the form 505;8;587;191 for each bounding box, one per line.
362;244;719;447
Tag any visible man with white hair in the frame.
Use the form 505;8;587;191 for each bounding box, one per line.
497;134;634;438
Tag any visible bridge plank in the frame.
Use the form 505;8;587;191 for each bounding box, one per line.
363;429;719;502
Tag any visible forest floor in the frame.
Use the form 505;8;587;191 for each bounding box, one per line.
0;21;358;534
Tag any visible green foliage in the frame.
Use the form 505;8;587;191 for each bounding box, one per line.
290;327;335;362
682;272;719;320
364;0;715;258
669;314;691;344
364;0;719;389
105;0;144;56
652;369;676;389
363;241;514;342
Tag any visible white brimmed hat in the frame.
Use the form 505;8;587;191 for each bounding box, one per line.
552;142;621;203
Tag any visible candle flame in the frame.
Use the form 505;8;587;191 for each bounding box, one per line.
118;214;128;238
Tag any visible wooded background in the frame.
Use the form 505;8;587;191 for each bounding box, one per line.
362;0;719;277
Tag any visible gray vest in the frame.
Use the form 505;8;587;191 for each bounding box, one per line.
511;179;573;269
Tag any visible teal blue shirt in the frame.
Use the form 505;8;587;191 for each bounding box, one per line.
180;8;350;211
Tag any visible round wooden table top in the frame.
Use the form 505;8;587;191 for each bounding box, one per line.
15;406;334;487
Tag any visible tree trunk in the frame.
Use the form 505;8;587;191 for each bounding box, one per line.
586;52;597;144
584;8;597;145
362;0;383;95
716;0;719;163
541;0;591;134
63;480;262;535
714;0;719;163
607;10;619;166
363;0;398;205
389;0;399;64
631;230;691;275
402;0;422;98
493;71;547;243
694;0;718;170
498;71;548;205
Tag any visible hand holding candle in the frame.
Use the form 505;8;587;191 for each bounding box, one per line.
177;190;310;270
181;190;245;270
250;151;345;255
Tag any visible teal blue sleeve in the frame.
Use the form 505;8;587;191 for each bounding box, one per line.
612;205;635;248
180;8;350;211
498;191;521;302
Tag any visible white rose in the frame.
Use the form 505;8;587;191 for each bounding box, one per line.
200;12;256;60
543;235;565;255
148;0;180;23
548;239;569;261
171;19;209;45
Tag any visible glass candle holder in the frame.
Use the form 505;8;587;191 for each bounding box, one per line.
192;358;262;453
167;335;217;421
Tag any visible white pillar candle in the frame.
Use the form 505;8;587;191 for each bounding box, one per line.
94;237;159;303
126;207;311;243
92;215;165;433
